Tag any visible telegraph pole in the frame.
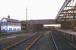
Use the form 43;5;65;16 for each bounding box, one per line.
26;0;31;32
26;8;28;32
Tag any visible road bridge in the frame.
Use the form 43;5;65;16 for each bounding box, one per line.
21;19;56;32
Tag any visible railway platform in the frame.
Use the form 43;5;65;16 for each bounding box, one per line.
52;28;76;49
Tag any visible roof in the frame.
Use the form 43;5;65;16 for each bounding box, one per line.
1;18;21;23
56;0;71;19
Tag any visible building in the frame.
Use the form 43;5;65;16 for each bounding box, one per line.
0;16;21;33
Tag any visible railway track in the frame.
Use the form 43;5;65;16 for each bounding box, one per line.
3;32;42;50
49;32;59;50
50;30;76;50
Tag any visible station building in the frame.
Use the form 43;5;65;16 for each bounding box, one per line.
0;16;21;33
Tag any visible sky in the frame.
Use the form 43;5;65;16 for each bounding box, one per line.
0;0;65;20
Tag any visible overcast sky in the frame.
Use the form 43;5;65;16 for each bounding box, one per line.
0;0;65;20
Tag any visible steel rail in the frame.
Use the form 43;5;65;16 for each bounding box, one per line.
25;34;41;50
3;33;37;50
3;33;41;50
51;32;59;50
